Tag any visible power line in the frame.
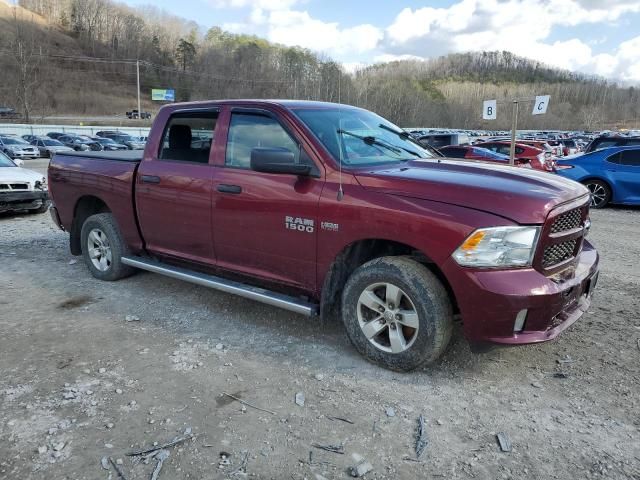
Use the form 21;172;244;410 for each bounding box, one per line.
0;50;293;84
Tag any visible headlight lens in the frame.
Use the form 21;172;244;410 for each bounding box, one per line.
35;177;48;190
452;226;541;268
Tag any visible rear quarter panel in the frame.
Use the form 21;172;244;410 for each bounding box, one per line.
48;154;144;252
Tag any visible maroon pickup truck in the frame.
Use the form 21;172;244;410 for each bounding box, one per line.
48;100;599;371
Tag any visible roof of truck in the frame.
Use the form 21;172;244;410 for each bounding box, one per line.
161;99;361;110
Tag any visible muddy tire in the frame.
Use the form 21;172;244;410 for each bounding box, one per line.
80;213;135;281
341;256;453;371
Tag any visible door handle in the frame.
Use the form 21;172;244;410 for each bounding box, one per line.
217;184;242;194
141;175;161;184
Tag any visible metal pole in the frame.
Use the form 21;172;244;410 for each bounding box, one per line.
136;60;141;119
509;101;519;165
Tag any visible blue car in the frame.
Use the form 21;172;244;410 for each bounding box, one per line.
555;146;640;208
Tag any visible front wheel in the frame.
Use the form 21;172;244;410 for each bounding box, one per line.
30;202;49;214
341;256;453;371
80;213;135;281
584;180;611;209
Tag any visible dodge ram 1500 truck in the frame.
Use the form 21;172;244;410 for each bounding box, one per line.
48;100;599;371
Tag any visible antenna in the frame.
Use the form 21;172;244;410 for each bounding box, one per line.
336;129;344;201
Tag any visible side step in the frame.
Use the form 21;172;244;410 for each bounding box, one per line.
121;256;319;317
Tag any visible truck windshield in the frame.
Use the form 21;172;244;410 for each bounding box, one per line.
293;107;435;166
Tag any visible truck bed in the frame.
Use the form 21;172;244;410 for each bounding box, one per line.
59;150;143;162
49;151;144;253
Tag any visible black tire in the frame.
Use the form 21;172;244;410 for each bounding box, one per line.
80;213;135;281
30;202;49;214
583;179;611;209
341;256;453;371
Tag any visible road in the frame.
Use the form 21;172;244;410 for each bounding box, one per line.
0;164;639;479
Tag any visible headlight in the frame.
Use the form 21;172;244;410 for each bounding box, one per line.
35;177;48;190
452;226;541;268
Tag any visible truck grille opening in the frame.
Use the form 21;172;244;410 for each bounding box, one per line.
550;208;582;233
542;239;577;268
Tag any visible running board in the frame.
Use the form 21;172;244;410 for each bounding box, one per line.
121;256;318;317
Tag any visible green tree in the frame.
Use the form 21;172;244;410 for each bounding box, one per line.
175;38;196;71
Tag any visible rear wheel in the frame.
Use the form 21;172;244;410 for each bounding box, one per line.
80;213;135;281
584;180;611;209
341;256;453;371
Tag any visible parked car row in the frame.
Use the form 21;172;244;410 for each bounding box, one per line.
0;131;148;159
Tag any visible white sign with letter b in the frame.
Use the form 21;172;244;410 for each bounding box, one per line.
483;100;497;120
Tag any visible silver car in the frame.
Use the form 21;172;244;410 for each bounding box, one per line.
0;136;40;159
30;138;74;158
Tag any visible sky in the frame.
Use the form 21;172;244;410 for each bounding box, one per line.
121;0;640;83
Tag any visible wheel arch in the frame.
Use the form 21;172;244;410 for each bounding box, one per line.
70;196;112;255
319;238;458;322
581;176;615;201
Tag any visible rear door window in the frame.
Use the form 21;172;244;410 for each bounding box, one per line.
159;111;218;163
605;152;621;164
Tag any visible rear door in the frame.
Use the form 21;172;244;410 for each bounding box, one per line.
135;109;219;265
211;107;323;291
606;150;640;203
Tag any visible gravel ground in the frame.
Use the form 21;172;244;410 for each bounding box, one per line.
0;160;639;479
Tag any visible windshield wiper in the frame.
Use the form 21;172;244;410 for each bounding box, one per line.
337;129;405;156
374;124;428;158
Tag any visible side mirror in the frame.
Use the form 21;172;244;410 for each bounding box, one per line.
250;147;311;176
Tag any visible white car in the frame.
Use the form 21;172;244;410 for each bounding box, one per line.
0;151;49;214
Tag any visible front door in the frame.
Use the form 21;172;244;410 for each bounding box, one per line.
135;110;219;265
211;109;323;291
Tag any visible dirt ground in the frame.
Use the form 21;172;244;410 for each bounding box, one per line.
1;160;639;479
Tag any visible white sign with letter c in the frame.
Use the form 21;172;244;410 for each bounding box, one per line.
532;95;550;115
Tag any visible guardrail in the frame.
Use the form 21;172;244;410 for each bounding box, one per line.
0;123;151;138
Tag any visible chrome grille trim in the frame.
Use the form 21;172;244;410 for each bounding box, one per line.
550;208;582;233
543;240;577;268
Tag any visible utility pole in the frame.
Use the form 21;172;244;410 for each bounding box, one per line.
136;60;141;119
509;100;519;165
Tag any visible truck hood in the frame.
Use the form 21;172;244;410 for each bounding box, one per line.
354;159;589;224
0;166;43;185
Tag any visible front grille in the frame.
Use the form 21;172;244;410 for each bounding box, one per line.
0;183;29;190
542;239;577;268
550;208;582;233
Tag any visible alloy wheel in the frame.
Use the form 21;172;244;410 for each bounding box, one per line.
356;282;419;354
586;182;608;208
87;228;112;272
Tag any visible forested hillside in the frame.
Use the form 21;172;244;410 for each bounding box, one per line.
2;0;639;129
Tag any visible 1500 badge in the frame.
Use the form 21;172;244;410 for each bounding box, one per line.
285;216;314;233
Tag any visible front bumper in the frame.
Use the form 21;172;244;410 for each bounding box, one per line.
442;240;599;345
0;190;49;212
8;150;40;159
